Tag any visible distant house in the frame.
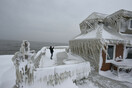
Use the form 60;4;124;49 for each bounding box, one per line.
69;9;132;72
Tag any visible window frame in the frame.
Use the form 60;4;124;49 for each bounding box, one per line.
124;45;132;59
128;19;132;30
106;44;116;63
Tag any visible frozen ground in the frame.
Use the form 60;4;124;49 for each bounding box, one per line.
0;48;132;88
88;70;132;88
0;55;16;88
100;70;132;83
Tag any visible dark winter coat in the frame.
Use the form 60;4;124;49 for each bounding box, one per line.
49;46;54;53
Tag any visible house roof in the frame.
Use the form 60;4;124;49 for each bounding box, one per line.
84;12;107;20
75;24;123;40
75;24;132;43
79;12;108;34
80;12;107;26
74;10;132;44
105;9;132;19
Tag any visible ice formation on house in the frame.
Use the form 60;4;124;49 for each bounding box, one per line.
69;9;132;72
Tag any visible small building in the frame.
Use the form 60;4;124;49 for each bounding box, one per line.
69;9;132;72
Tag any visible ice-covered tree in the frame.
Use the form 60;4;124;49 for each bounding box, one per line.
12;40;36;88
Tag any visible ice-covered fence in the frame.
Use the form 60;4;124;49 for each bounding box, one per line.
33;62;90;86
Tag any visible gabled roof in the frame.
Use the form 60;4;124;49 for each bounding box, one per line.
79;12;108;34
80;12;107;25
105;9;132;20
84;12;107;20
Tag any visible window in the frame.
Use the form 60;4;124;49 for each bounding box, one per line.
126;46;132;59
128;19;132;30
107;45;115;60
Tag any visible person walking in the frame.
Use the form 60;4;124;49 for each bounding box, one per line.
49;46;54;59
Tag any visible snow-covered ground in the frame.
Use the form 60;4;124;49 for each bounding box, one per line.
99;70;132;84
0;48;97;88
0;47;132;88
0;55;16;88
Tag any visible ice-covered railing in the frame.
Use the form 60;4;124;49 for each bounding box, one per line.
31;62;90;87
34;47;46;68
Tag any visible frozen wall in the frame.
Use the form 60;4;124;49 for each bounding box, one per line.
29;62;90;88
69;39;105;72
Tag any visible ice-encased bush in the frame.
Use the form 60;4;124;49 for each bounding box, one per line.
12;40;36;87
12;40;46;88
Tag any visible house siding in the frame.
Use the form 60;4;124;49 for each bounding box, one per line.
101;50;111;71
101;44;124;71
115;44;124;59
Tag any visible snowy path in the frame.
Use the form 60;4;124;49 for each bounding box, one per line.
39;48;85;67
56;51;68;65
39;49;66;67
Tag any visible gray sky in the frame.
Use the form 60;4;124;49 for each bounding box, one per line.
0;0;132;43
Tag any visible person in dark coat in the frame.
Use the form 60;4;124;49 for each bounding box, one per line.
49;46;54;59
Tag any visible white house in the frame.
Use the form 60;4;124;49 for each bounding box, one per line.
69;9;132;72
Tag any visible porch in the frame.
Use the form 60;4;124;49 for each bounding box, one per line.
110;60;132;77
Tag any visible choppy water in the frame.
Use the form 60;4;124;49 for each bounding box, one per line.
0;40;68;55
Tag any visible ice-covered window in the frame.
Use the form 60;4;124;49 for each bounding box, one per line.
126;46;132;59
128;19;132;30
107;45;115;60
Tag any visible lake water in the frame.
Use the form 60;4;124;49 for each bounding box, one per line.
0;40;68;55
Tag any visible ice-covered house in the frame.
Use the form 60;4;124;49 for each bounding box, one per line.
69;9;132;72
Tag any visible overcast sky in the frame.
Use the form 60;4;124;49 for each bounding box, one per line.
0;0;132;43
